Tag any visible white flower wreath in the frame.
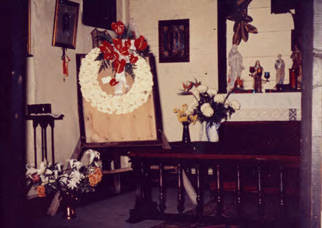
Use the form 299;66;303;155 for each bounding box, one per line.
79;48;154;115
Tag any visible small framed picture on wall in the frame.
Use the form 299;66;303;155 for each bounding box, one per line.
158;19;190;63
52;0;79;49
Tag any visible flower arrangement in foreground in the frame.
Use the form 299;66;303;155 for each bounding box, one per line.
26;149;102;198
79;21;154;114
179;81;241;127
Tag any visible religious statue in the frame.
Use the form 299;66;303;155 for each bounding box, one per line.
227;45;244;91
274;54;285;87
249;60;263;93
290;44;303;89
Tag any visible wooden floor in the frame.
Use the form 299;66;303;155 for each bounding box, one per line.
27;172;300;228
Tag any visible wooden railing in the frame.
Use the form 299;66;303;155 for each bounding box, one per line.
127;144;300;226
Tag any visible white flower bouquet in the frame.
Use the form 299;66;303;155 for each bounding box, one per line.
26;150;102;198
187;84;240;126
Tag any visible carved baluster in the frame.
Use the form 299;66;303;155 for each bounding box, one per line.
177;163;185;214
40;121;48;161
127;159;143;223
143;162;152;201
196;164;204;218
136;160;144;200
216;164;223;216
257;164;264;216
32;120;38;167
279;165;286;215
49;119;55;164
128;159;154;223
236;164;242;215
159;163;166;213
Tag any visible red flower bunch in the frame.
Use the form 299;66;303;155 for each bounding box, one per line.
134;36;148;51
111;21;125;35
97;21;149;78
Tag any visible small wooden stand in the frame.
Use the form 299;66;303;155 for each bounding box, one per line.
26;104;64;167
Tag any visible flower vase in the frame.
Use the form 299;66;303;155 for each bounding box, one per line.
199;122;220;142
62;192;78;220
182;122;191;143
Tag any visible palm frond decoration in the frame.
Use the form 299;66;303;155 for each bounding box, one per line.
226;0;258;45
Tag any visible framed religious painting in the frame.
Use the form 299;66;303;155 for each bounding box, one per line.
158;19;190;63
52;0;79;49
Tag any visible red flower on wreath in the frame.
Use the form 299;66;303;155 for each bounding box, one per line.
109;78;119;86
113;38;122;50
129;54;138;64
113;59;126;73
124;39;132;49
111;21;125;35
104;51;119;61
119;48;129;56
100;41;114;54
96;21;150;77
134;36;148;51
113;39;130;56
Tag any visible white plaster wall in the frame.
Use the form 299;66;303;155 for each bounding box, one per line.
129;0;218;142
27;0;122;164
26;0;301;164
227;0;294;90
26;0;93;164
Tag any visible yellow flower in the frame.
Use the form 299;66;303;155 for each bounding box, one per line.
179;115;188;123
189;114;198;124
181;104;188;112
174;104;197;124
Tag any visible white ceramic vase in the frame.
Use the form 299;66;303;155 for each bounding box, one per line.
199;122;220;142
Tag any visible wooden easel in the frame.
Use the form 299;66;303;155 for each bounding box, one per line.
75;53;168;192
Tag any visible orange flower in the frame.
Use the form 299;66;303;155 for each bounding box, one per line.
94;168;103;183
88;168;103;187
37;185;46;198
89;175;97;187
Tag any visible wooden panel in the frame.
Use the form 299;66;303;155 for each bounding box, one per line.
83;95;157;143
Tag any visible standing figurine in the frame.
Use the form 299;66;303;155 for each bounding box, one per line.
250;60;263;93
227;45;244;91
290;44;303;89
274;54;285;87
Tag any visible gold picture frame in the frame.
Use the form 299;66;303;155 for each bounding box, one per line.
52;0;79;49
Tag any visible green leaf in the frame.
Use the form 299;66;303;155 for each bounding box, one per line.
95;53;104;61
125;63;135;79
